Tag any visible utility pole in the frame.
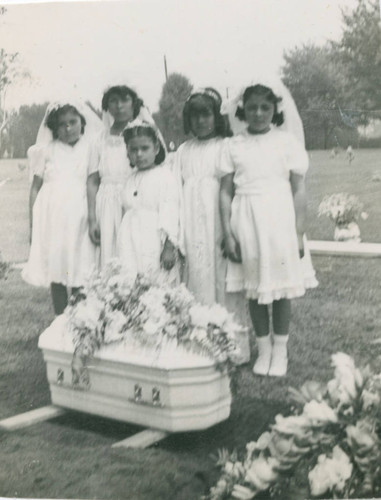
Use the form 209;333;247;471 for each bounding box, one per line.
164;55;168;82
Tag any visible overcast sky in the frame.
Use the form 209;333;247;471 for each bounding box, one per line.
1;0;359;113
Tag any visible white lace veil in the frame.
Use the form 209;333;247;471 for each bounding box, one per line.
222;74;305;145
35;99;103;146
123;118;167;159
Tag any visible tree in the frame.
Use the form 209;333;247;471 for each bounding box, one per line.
282;44;356;149
333;0;381;112
156;73;193;148
4;103;48;158
0;49;30;137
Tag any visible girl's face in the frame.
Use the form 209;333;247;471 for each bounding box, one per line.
127;135;159;170
56;111;83;145
107;93;135;123
189;98;216;139
244;94;275;134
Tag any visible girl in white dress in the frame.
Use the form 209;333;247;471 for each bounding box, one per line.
220;78;318;377
22;101;101;314
117;121;180;284
173;88;232;305
87;86;153;269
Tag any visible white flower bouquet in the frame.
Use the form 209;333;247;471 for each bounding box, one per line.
318;193;368;226
67;261;243;386
205;352;381;499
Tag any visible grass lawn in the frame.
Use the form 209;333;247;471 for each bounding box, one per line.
0;152;381;499
1;254;381;499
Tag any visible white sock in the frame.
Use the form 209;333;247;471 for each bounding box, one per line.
268;334;289;377
253;335;272;376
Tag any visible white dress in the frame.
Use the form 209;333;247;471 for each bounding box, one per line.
117;164;180;284
89;130;133;269
173;138;226;305
22;138;96;288
220;128;318;304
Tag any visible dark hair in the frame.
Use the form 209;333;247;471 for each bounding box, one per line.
236;85;284;126
183;88;232;138
46;104;86;139
102;85;143;119
123;125;166;166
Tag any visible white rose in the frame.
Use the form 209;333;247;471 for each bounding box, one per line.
308;446;352;497
189;305;211;329
245;456;279;491
308;456;332;497
303;400;338;425
191;327;207;342
143;319;161;336
272;414;310;435
208;303;229;327
71;296;103;330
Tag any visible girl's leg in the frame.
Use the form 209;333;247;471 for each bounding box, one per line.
50;282;68;315
269;299;291;377
249;299;272;375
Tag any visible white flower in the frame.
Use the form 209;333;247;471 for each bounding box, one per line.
140;288;166;310
361;211;369;220
164;324;178;338
303;400;338;425
104;310;127;343
331;352;358;401
143;319;162;336
308;446;352;497
70;295;103;330
245;456;279;491
208;303;230;327
189;305;211;329
361;389;380;410
272;414;310;435
191;327;208;342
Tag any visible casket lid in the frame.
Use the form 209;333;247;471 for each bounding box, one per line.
38;316;218;370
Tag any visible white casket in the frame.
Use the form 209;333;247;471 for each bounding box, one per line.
38;316;232;432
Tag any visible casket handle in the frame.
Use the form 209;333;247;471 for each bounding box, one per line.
128;384;164;408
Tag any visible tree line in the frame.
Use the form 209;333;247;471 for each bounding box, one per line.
0;0;380;157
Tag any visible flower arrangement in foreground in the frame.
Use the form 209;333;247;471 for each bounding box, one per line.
66;261;242;386
205;353;381;499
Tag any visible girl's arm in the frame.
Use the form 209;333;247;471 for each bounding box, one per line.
29;175;43;242
87;172;101;245
220;173;241;263
290;172;306;258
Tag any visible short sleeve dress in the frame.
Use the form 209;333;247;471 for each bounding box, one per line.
117;164;180;285
89;129;133;269
22;138;96;288
220;128;318;304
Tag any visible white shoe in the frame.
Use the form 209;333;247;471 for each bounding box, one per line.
253;335;272;376
268;334;288;377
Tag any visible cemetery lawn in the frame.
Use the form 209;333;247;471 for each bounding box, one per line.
0;150;380;499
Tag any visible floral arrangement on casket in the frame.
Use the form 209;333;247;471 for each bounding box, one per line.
318;192;368;242
205;353;381;500
66;261;243;386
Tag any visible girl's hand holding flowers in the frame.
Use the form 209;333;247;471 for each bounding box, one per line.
89;219;101;246
161;239;176;270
